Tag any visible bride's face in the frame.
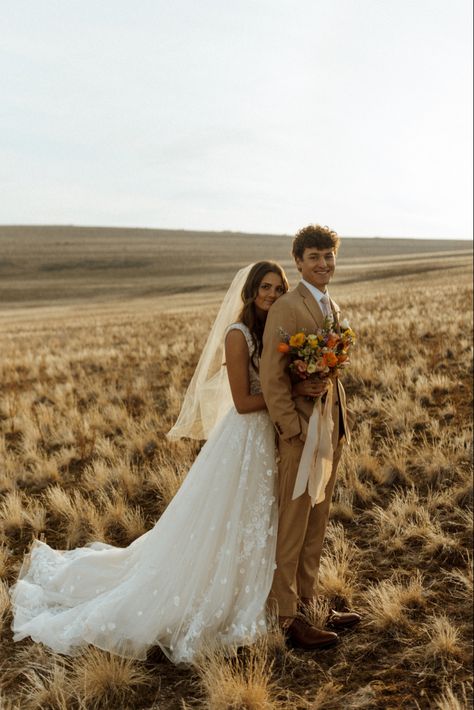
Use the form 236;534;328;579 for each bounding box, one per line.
254;272;285;313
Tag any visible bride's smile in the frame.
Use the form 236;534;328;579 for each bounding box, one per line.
254;272;286;315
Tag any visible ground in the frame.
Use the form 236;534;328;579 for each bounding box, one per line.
0;229;472;709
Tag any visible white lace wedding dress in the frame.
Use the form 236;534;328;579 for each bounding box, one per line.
11;323;278;664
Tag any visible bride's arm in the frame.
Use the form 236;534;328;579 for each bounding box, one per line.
225;330;266;414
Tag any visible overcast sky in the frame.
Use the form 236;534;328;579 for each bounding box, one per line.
1;1;472;238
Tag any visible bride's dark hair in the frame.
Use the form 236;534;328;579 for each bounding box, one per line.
238;261;289;362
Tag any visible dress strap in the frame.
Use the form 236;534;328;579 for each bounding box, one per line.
225;323;255;357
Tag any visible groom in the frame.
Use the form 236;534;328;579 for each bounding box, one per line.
260;224;360;649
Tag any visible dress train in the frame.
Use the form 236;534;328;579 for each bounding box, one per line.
11;407;277;664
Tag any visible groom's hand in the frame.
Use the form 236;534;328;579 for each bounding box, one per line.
292;377;329;399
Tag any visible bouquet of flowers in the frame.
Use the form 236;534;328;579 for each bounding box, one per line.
277;317;356;382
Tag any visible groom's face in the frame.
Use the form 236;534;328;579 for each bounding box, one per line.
296;247;336;291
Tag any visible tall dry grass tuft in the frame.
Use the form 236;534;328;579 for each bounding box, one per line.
318;522;358;607
0;544;10;579
0;579;11;631
19;661;70;710
363;572;427;633
423;614;464;663
0;491;33;546
25;499;47;537
67;647;151;710
306;680;345;709
369;487;459;561
147;455;189;511
0;690;16;710
442;555;473;601
300;595;331;630
45;487;104;548
433;683;471;710
100;492;147;544
197;638;283;710
259;613;287;662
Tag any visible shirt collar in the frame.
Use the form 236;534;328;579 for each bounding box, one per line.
300;279;329;304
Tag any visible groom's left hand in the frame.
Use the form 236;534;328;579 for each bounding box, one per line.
292;378;329;399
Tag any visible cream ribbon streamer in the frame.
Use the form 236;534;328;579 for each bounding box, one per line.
291;379;335;507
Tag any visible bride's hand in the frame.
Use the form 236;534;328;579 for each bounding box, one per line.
292;378;329;398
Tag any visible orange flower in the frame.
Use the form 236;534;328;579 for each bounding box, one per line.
337;353;348;364
322;352;338;368
326;334;339;348
277;342;290;353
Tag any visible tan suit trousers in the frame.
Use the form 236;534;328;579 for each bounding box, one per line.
269;428;343;618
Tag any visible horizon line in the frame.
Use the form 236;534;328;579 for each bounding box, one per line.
0;224;472;242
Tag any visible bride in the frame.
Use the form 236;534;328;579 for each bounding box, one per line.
10;261;290;664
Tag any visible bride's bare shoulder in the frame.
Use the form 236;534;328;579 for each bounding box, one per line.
225;323;252;352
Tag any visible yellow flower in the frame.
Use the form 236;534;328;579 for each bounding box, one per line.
289;332;306;348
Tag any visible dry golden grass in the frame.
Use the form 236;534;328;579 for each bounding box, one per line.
196;640;281;710
423;614;464;662
67;648;152;709
0;246;472;708
317;522;358;607
362;572;427;633
433;683;471;710
17;659;71;710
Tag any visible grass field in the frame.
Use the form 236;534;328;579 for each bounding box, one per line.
0;225;470;308
0;227;472;708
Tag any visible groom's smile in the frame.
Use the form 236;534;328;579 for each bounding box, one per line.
296;247;336;292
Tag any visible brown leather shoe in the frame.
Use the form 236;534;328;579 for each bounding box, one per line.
286;617;338;650
326;609;361;630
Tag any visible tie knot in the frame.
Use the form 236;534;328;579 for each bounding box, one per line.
320;294;329;305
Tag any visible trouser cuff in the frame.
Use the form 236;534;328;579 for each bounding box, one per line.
268;595;297;618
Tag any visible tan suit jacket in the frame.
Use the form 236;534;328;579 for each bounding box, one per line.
260;282;350;450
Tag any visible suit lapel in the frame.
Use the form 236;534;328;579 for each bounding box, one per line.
296;282;325;329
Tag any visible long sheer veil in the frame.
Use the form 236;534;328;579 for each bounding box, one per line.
167;264;254;440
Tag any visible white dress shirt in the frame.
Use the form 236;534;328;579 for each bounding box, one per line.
301;279;332;319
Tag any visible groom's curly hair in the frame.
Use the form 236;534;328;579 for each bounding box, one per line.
292;224;340;260
238;261;289;364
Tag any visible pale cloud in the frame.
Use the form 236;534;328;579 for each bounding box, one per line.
1;0;472;237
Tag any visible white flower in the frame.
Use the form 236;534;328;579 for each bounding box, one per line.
340;318;350;330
